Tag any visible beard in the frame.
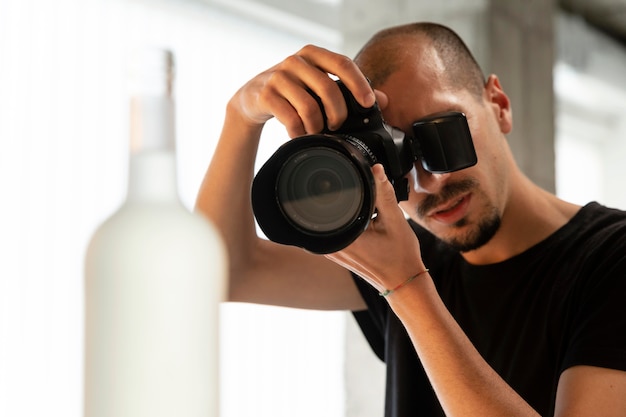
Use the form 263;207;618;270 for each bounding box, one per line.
416;178;502;252
444;208;501;252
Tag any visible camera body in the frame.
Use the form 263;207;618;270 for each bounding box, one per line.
252;80;476;254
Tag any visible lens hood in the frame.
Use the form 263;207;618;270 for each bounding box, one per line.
252;134;375;254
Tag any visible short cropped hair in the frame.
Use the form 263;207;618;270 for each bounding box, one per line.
354;22;486;99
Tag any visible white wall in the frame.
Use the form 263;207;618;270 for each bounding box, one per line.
0;1;347;416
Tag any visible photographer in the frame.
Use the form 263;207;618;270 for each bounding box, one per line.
196;22;626;416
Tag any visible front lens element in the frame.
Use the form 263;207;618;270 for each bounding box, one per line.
277;147;365;233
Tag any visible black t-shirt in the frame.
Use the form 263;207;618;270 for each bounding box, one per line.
352;202;626;416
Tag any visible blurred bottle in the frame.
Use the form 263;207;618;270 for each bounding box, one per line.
84;48;226;417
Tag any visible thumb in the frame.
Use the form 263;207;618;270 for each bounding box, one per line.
372;164;400;217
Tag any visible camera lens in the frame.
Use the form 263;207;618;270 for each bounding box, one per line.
252;134;376;254
276;147;365;233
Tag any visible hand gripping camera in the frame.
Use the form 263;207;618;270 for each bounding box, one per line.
251;80;477;254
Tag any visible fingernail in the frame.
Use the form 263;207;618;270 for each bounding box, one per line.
374;164;387;182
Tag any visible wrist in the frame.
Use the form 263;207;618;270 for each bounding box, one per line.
379;268;430;297
228;90;272;129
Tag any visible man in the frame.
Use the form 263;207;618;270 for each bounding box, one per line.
196;22;626;416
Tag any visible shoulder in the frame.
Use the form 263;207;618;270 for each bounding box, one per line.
555;204;626;369
563;202;626;264
571;202;626;233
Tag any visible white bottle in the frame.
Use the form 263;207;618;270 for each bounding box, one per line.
84;48;227;417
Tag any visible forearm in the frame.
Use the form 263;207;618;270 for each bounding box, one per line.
387;274;540;417
195;99;264;274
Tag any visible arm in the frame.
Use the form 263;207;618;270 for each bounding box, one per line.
327;164;538;415
195;45;376;311
554;365;626;417
329;165;626;417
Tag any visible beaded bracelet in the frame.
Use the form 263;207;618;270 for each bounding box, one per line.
379;269;430;297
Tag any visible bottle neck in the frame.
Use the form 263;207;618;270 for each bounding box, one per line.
127;150;178;203
127;96;179;203
126;48;178;203
130;95;176;153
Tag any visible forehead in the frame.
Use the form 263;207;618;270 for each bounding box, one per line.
358;36;477;129
377;62;470;131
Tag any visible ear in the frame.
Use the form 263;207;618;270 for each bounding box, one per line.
484;74;513;134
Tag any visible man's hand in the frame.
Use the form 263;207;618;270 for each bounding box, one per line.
230;45;376;138
326;164;426;295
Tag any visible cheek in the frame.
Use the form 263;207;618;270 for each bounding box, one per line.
468;141;509;208
467;110;508;158
466;120;501;179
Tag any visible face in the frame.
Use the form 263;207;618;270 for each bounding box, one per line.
376;53;513;252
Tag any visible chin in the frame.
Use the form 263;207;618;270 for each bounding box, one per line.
441;213;502;252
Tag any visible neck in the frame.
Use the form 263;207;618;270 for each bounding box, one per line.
461;173;580;265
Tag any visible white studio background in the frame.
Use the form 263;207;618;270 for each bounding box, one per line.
0;1;347;417
554;62;626;210
555;13;626;211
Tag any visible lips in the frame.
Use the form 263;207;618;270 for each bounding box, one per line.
430;194;471;225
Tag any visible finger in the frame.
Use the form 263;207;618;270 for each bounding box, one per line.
274;70;346;134
269;95;307;138
296;45;375;123
263;53;345;134
371;164;403;221
374;89;389;111
264;74;324;138
252;46;375;136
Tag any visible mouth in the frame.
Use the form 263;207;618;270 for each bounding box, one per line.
429;194;472;225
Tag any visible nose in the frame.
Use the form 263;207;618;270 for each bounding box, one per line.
410;162;452;194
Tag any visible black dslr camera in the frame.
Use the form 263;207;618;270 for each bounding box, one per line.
251;80;476;254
